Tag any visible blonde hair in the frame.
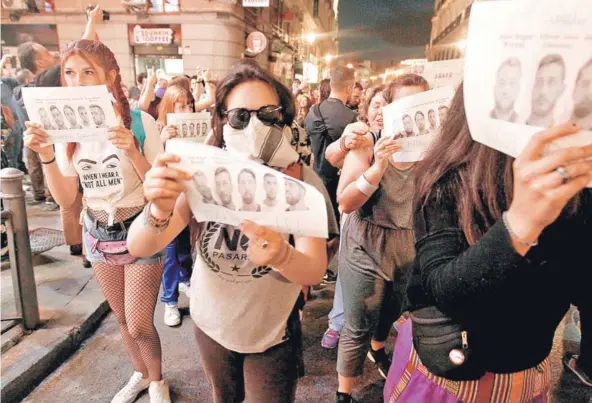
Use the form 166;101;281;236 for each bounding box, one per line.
157;85;193;125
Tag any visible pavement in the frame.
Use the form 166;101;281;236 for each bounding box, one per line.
1;198;109;403
21;286;592;403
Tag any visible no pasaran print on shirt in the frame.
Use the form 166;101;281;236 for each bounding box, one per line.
77;142;124;202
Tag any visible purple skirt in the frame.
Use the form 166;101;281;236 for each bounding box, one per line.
383;319;551;403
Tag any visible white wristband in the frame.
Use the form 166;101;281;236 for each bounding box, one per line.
355;174;379;197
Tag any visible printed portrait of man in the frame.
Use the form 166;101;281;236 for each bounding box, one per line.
189;123;195;137
238;168;261;212
285;178;308;211
192;169;216;204
214;167;235;210
49;105;67;130
527;54;566;128
438;105;449;126
261;173;278;212
182;123;188;138
399;114;416;138
490;57;521;123
89;105;108;128
78;106;91;127
63;105;82;129
38;107;56;130
428;109;438;132
570;58;592;130
415;111;429;136
201;122;207;136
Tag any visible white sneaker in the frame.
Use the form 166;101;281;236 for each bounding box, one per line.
111;371;150;403
164;303;181;327
178;282;191;298
149;380;171;403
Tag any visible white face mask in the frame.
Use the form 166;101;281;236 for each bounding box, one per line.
223;115;299;169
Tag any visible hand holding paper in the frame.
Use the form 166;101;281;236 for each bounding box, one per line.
143;153;191;218
23;122;54;159
506;122;592;254
239;220;287;268
373;137;401;171
108;126;140;157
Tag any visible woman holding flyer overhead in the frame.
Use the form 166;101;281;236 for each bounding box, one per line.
156;84;195;327
127;59;338;403
333;74;430;403
23;40;170;403
384;84;592;402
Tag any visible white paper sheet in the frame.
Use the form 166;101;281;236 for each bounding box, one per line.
167;140;329;239
22;85;118;145
166;112;211;142
464;0;592;161
383;86;456;162
422;59;464;89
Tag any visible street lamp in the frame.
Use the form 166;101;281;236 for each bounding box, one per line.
346;63;354;69
324;54;334;63
370;75;377;80
306;33;316;44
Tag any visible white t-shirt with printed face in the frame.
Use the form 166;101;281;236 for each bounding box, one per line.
55;111;163;223
190;165;339;354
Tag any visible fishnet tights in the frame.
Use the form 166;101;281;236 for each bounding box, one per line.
93;261;164;381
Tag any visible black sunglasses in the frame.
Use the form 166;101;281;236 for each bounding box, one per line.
222;105;282;130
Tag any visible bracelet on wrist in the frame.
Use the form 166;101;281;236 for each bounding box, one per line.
355;173;379;197
41;156;56;165
502;211;538;247
270;241;293;272
143;202;172;234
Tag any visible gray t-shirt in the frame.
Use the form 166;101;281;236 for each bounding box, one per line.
190;165;338;353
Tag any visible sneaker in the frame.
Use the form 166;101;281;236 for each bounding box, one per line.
178;282;191;298
335;391;359;403
367;347;392;379
82;257;92;268
321;328;340;349
149;380;171;403
111;371;150;403
42;201;59;211
70;244;83;256
563;353;592;387
321;269;337;285
164;303;181;327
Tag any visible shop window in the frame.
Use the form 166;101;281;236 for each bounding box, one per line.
150;0;179;13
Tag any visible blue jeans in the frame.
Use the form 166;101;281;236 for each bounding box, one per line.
328;273;344;332
161;226;193;304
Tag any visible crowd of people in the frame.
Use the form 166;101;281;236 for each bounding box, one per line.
0;5;590;403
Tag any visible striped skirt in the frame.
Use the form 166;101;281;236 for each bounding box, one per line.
384;319;551;403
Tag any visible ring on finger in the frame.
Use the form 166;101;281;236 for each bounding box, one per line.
555;166;570;185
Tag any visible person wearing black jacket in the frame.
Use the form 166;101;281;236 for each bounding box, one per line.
384;84;592;402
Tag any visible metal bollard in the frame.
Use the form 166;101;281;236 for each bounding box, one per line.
0;168;40;330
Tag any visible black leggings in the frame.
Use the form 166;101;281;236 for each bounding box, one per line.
194;325;299;403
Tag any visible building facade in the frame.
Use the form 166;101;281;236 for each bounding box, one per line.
1;0;337;87
425;0;474;61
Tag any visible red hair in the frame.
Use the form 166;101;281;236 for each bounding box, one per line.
61;40;133;160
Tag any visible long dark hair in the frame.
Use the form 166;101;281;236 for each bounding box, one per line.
415;83;580;245
206;59;295;148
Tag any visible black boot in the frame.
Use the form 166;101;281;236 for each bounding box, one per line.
335;392;358;403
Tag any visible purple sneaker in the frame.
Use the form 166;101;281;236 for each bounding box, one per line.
321;328;340;349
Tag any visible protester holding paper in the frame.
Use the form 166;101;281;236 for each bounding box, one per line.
155;84;195;327
332;74;429;403
384;84;592;402
127;59;338;403
23;40;170;403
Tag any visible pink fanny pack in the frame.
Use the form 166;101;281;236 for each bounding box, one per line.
85;231;136;265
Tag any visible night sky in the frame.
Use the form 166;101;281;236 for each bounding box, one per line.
338;0;434;68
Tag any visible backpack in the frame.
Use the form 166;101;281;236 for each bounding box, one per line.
130;109;146;155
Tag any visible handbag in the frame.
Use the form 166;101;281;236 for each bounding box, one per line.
85;212;140;265
410;305;486;380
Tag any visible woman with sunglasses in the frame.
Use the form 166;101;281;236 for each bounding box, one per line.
127;59;338;402
23;40;170;402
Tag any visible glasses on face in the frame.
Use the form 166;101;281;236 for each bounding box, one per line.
222;105;282;130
